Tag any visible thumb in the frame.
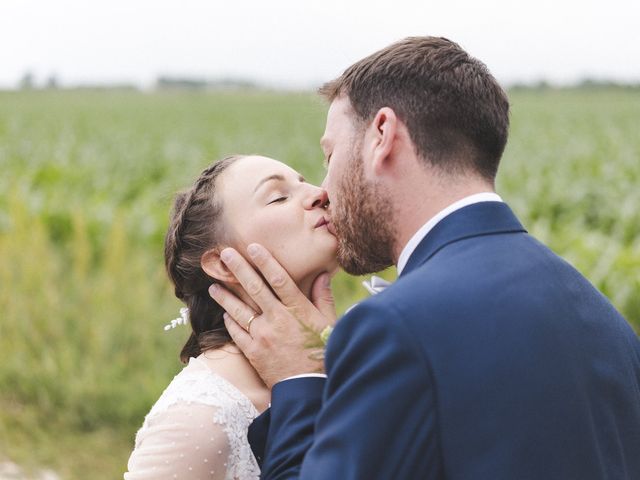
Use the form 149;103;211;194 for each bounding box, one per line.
311;273;337;324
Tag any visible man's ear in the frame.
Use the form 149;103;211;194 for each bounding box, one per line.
201;248;239;284
368;107;398;176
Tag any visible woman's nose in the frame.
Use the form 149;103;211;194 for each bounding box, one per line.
304;186;329;209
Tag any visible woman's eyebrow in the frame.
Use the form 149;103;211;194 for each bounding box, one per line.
254;174;285;193
253;174;305;193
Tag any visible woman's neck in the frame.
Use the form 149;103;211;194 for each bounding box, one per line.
199;344;270;411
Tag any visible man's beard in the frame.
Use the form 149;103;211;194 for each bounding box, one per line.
331;146;396;275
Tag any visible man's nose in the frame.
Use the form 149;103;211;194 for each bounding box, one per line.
320;175;328;190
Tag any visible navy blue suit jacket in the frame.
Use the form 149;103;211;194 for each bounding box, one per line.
250;202;640;479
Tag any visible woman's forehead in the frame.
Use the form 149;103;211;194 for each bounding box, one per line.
231;155;294;177
220;155;298;194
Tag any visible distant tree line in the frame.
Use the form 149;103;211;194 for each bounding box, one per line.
10;70;640;92
13;72;261;91
17;71;138;91
155;76;259;90
507;79;640;91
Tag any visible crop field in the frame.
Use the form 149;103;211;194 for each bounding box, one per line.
1;88;638;479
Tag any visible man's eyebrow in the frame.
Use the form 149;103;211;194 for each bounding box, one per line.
253;174;305;193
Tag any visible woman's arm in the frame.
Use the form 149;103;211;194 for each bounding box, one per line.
125;402;233;480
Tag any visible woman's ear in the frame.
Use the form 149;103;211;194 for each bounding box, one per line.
201;248;239;284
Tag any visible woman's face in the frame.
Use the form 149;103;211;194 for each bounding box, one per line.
218;155;338;284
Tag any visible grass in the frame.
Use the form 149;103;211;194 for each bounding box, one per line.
0;88;638;479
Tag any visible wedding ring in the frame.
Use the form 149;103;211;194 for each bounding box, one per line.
246;313;258;335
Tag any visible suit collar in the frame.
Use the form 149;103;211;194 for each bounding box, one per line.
397;193;503;274
400;202;527;277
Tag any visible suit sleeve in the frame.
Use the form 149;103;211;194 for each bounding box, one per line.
260;301;443;479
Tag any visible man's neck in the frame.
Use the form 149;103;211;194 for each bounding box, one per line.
395;192;502;274
391;181;497;264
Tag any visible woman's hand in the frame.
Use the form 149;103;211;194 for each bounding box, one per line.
208;243;337;388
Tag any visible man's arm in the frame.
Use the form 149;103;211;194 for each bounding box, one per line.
209;244;337;386
262;301;442;479
260;376;326;478
209;244;442;478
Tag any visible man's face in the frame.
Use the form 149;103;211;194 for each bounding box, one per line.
320;97;395;275
320;97;356;203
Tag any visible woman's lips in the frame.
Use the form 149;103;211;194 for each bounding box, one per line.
315;216;328;228
315;216;336;236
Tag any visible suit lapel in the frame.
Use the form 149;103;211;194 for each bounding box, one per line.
400;202;527;277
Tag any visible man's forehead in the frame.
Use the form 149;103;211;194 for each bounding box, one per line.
322;96;353;145
328;95;352;118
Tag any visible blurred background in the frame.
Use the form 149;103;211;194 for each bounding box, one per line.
1;0;639;478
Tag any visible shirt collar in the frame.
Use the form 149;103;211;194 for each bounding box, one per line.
396;192;503;275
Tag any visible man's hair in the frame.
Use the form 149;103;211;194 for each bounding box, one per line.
319;36;510;181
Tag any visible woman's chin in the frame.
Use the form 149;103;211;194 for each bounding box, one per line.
293;257;340;293
316;246;339;276
326;257;340;277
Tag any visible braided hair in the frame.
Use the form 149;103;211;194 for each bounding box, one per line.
164;155;243;363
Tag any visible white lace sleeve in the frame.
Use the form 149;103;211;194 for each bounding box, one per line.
125;402;232;480
124;358;260;480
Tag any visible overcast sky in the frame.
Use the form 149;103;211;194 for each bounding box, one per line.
1;0;639;89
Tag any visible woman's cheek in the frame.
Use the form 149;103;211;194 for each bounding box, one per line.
253;221;291;253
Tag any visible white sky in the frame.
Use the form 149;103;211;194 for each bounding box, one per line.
1;0;639;89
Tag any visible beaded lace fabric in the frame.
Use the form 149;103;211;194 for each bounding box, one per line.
124;356;260;480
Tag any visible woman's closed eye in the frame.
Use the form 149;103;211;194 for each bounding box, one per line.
267;196;288;205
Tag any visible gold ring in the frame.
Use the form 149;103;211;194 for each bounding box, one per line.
246;313;258;335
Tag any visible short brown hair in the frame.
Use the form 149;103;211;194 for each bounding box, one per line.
319;36;509;180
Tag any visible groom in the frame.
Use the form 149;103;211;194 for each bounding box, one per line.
209;37;640;479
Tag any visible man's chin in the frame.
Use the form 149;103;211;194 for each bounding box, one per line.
337;254;375;276
337;244;394;276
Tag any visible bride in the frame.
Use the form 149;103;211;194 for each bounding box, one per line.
124;155;338;479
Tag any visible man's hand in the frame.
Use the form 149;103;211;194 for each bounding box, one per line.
208;243;337;388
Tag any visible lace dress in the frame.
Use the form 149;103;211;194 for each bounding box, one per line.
124;356;261;480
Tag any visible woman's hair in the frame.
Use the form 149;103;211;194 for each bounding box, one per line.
164;155;243;363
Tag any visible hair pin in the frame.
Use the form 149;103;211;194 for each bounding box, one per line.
164;307;190;331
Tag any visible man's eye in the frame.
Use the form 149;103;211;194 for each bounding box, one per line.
267;196;287;205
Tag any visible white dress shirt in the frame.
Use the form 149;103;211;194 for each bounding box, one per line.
396;192;503;275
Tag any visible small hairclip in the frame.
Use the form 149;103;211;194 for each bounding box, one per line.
164;307;190;331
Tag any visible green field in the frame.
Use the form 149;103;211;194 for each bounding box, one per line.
1;88;639;479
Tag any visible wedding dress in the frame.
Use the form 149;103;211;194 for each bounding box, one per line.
124;356;261;480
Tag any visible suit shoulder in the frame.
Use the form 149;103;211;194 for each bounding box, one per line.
329;297;427;361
